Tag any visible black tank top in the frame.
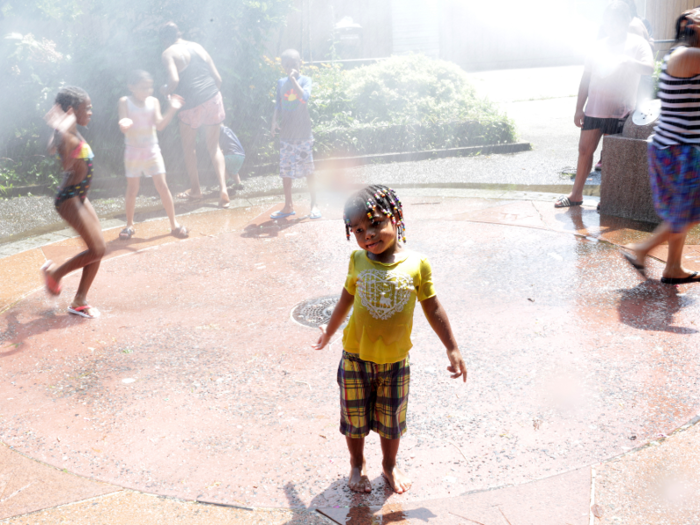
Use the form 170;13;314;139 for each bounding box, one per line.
175;43;219;109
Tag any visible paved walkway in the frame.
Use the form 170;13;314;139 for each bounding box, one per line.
2;187;700;524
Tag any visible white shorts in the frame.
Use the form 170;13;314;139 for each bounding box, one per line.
124;145;166;179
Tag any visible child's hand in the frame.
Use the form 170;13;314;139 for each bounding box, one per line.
45;104;76;133
446;349;467;383
119;118;133;133
288;69;300;80
312;324;331;350
574;109;585;128
169;94;184;111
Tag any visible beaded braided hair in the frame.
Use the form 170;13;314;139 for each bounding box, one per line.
343;185;406;243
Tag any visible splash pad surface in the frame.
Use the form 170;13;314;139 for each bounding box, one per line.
2;197;700;511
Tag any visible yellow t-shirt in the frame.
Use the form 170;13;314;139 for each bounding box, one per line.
342;250;436;364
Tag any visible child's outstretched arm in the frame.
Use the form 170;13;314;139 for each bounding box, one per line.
44;104;80;173
420;296;467;382
118;97;132;134
312;288;354;350
154;95;184;131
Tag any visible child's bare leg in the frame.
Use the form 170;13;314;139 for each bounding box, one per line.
380;436;411;494
307;172;317;210
345;436;371;493
50;198;105;308
281;177;294;213
125;177;140;228
152;173;180;230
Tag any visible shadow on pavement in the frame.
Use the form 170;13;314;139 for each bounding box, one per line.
617;281;698;334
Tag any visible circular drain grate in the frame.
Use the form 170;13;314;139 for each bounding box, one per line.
291;294;351;328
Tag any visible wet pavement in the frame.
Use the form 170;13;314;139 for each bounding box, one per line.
2;187;700;523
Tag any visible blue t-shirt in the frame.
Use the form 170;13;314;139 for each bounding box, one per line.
275;75;312;140
220;125;245;157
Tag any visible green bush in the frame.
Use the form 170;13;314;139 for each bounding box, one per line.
302;55;516;162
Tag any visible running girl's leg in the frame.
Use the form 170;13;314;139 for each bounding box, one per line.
125;177;140;229
203;124;229;206
48;197;105;307
179;121;202;198
152;173;180;230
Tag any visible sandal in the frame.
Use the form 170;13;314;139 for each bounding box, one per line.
40;260;62;296
270;210;296;219
171;225;189;239
119;227;135;240
68;305;100;319
218;199;230;209
554;196;584;208
660;272;700;285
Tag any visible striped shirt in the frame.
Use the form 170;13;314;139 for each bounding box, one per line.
654;48;700;148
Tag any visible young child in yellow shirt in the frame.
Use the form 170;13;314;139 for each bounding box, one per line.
313;184;467;494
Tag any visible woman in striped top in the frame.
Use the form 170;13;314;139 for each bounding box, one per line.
623;9;700;284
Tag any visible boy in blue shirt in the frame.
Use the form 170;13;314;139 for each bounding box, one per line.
270;49;320;220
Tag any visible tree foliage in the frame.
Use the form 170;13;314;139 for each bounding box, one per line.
0;0;293;187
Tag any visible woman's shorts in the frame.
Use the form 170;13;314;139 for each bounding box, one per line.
124;146;166;178
648;143;700;233
582;115;627;135
224;154;245;176
337;351;410;440
280;139;314;179
178;92;226;129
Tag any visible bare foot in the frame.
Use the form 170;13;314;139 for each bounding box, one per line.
348;462;371;493
177;189;203;200
218;191;230;209
382;465;411;494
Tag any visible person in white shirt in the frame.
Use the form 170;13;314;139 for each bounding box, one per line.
555;0;654;208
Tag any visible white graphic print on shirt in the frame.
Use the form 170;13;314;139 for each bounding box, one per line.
356;269;413;320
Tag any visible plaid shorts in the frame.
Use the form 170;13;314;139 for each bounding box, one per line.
337;351;410;440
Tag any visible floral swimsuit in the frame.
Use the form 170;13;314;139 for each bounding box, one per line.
54;138;94;209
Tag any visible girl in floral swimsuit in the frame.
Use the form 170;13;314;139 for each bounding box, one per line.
42;86;106;319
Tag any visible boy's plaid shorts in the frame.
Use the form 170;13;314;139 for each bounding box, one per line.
337;351;410;440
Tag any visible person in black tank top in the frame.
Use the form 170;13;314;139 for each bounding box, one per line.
159;22;231;208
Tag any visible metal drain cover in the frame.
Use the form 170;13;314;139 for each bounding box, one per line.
291;294;351;328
